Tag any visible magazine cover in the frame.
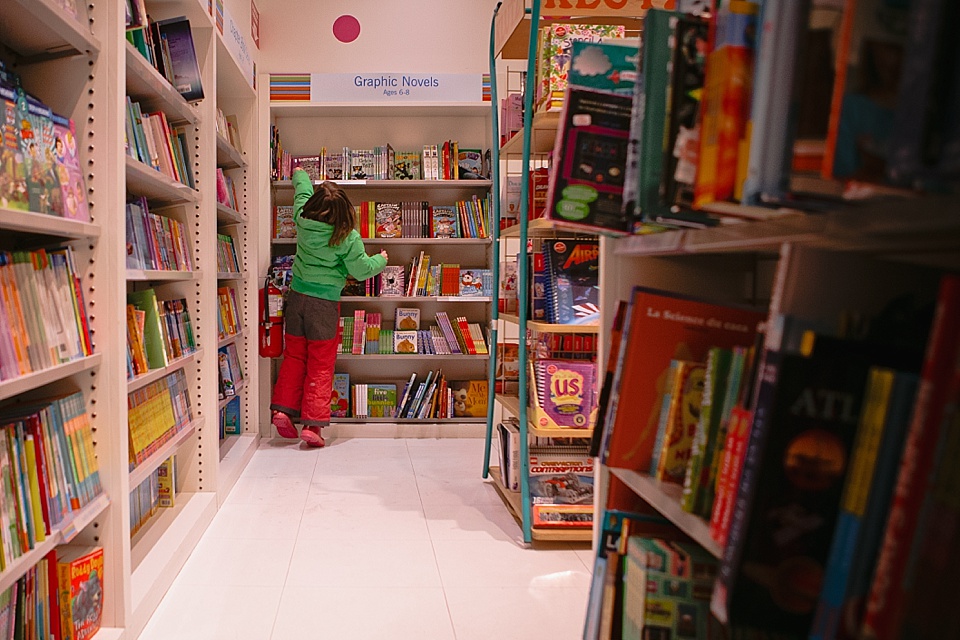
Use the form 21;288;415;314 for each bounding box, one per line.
543;239;600;325
528;447;595;505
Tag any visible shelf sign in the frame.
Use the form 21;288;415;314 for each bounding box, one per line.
308;73;484;103
223;4;255;88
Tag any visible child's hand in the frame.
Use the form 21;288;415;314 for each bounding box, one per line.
379;250;388;261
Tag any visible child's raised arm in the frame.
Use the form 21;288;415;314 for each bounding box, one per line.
291;168;314;221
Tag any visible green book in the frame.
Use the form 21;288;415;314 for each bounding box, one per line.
127;288;168;369
698;346;747;519
680;347;733;513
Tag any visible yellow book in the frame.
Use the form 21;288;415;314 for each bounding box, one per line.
23;433;47;542
655;361;707;485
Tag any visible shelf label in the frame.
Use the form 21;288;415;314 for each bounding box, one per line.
308;73;483;103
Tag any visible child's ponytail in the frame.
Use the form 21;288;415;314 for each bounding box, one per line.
300;181;356;246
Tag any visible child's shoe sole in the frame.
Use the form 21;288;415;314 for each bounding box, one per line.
272;412;298;439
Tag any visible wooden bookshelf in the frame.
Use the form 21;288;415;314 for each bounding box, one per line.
128;350;203;393
0;207;101;239
0;0;101;60
125;41;200;125
216;133;246;169
125;156;200;204
128;417;202;488
217;202;247;224
488;467;593;542
0;354;103;402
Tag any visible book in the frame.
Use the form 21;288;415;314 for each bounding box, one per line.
431;206;457;238
221;396;241;435
393;150;420;180
653;360;706;485
458;269;485;297
497;419;520;491
598;287;765;509
393;330;417;354
157;456;175;506
57;545;104;640
375;202;401;237
536;23;627;112
154;17;204;102
449;380;488;418
50;113;90;222
543;239;600;325
531;359;597;430
379;266;405;297
456;148;484;179
544;87;633;233
393;307;420;331
528;447;595;527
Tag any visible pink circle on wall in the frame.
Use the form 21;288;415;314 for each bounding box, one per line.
333;15;361;43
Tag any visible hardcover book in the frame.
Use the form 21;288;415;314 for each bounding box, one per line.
379;266;405;297
457;148;484;179
154;17;204;102
458;269;485;297
393;150;421;180
57;545;104;640
393;307;420;331
393;330;418;354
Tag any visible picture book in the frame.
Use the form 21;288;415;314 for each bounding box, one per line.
20;91;62;216
393;307;420;331
537;23;626;112
323;152;344;180
291;155;321;180
528;447;594;506
450;379;488;418
330;373;349;418
0;82;28;212
653;360;706;484
366;384;398;418
431;205;458;238
543;239;600;325
222;395;241;435
393;330;418;354
496;341;520;384
533;359;597;430
458;269;485;297
51;113;90;221
57;545;104;640
375;202;401;237
393;150;421;180
566;39;640;96
598;287;765;508
274;205;295;238
380;266;405;297
154;16;204;102
497;419;521;491
544;87;633;233
457;148;484;179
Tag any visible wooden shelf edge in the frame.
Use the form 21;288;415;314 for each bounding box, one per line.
125;156;200;204
129;417;202;488
216;202;247;225
608;467;722;559
125;269;197;282
216;134;247;169
128;350;202;393
124;42;200;125
2;0;101;59
0;207;101;239
0;354;103;402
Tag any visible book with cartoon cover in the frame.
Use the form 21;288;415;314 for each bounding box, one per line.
394;307;420;331
380;266;405;297
393;150;421;180
375;202;402;237
431;205;458;238
393;330;418;354
51;112;90;221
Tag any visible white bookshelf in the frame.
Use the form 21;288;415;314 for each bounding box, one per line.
0;0;261;637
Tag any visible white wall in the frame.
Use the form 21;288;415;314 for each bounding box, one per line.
256;0;501;73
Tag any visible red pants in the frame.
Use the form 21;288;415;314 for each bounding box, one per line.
270;292;339;427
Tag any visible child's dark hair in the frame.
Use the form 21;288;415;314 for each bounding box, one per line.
300;181;356;246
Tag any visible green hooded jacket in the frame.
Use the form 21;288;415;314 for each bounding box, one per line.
290;169;387;300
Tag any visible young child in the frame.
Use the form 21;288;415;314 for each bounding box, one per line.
271;168;387;447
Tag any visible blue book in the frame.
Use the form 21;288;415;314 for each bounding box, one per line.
155;16;204;102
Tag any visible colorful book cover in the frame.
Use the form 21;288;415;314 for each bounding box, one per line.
379;266;405;297
567;39;640;96
274;205;295;238
654;360;706;484
458;269;485;297
19;91;62;216
537;23;626;112
222;396;241;435
544;87;633;233
543;239;600;325
323;152;343;180
431;205;457;238
450;379;488;417
157;456;176;505
367;384;397;418
0;82;28;212
393;330;417;354
329;373;349;418
534;359;596;429
375;202;401;237
57;545;104;640
291;155;321;180
528;447;595;506
457;148;484;179
393;307;420;331
50;113;90;221
393;150;420;180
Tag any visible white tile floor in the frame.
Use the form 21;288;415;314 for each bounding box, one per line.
138;437;594;640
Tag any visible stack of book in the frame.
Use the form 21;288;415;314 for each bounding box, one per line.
124;98;195;188
130;457;175;535
125;199;193;271
216;233;241;273
217;286;241;340
218;342;244;399
126;289;196;377
127;369;193;470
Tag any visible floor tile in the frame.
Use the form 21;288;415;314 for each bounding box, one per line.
284;537;442;588
137;585;282;640
203;501;303;540
415;474;505;507
307;474;423;509
422;501;523;542
242;445;319;478
270;587;455;640
445;586;588;640
432;538;592;589
298;501;430;541
174;537;295;587
223;476;311;508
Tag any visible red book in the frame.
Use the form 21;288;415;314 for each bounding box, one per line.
708;406;752;547
861;274;960;639
455;316;477;355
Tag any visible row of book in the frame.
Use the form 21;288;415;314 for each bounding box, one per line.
0;67;90;222
215;168;241;212
130;457;174;537
336;310;487;356
125;198;193;272
217;286;241;341
126;290;197;379
330;374;488;421
0;248;93;382
125;7;203;103
127;369;193;470
593;274;960;638
0;545;104;640
215;233;241;273
215;108;243;155
269;130;490;182
346;263;492;300
0;392;102;569
124;97;195;189
218;343;244;400
219;396;242;439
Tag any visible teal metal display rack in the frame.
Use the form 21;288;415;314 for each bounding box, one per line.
482;0;542;544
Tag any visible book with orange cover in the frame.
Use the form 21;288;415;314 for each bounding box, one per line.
598;287;765;509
